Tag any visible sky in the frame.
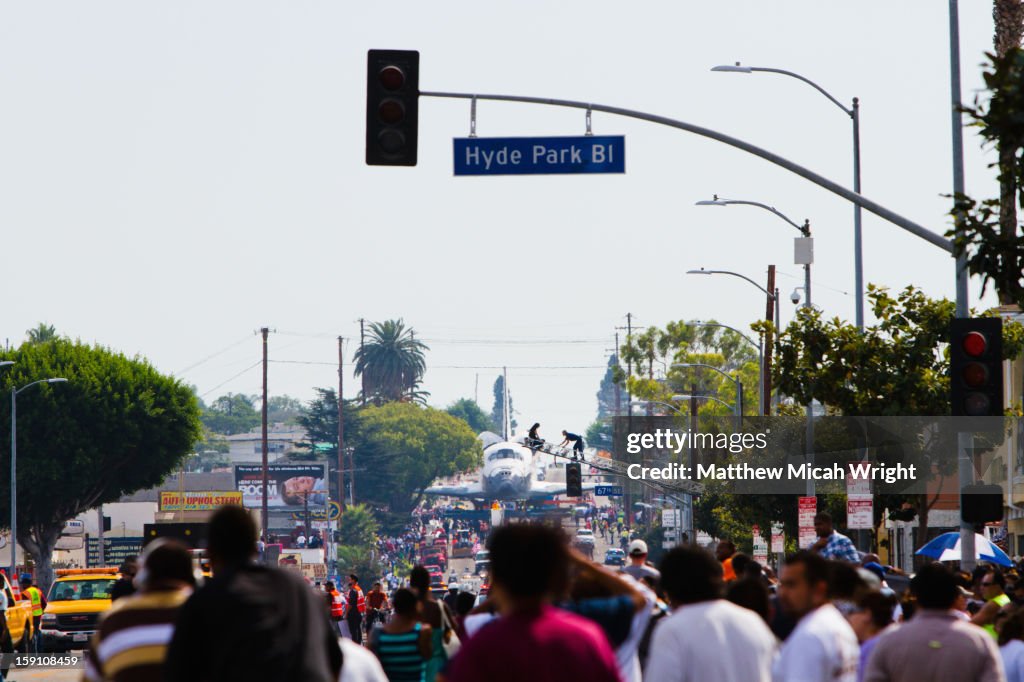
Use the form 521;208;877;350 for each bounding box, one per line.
0;2;1005;435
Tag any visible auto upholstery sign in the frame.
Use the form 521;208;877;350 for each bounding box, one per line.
159;491;243;511
234;464;327;509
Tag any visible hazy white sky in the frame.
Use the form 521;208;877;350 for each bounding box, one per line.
0;2;1003;434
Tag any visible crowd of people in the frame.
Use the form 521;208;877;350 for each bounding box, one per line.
73;502;1024;682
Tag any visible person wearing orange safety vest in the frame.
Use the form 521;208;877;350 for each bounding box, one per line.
345;574;365;644
19;576;44;653
325;581;345;636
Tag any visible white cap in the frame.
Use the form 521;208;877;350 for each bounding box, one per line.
628;539;648;556
448;583;460;590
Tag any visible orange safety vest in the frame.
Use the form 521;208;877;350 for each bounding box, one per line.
350;586;366;615
329;589;345;619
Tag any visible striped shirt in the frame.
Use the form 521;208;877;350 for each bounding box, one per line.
83;588;191;682
375;623;426;682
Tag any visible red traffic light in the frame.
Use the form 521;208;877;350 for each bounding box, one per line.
962;331;988;357
378;66;405;91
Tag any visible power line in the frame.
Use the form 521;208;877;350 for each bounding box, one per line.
268;360;604;370
176;335;252;375
200;360;263;398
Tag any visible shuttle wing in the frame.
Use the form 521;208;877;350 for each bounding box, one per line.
525;481;597;499
423;482;487;498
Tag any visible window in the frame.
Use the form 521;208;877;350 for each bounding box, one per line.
48;579;115;602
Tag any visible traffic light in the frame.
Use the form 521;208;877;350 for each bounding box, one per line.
950;318;1003;416
961;483;1004;523
566;463;583;497
366;49;419;166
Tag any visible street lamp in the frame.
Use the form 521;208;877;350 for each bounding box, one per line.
670;363;743;417
670;393;736;414
687;268;780;413
629;400;682;415
10;378;68;578
687;320;763;416
711;62;864;330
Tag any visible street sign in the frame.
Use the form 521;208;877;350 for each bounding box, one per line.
847;497;874;529
454;136;625;176
798;496;817;549
328;501;341;521
62;520;85;536
595;485;624;497
771;522;785;554
87;537;144;568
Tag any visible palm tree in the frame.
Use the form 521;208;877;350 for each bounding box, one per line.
354;319;428;405
25;323;58;344
993;0;1024;304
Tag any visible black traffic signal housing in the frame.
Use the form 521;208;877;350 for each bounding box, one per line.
961;483;1004;523
950;318;1003;416
366;49;419;166
566;463;583;497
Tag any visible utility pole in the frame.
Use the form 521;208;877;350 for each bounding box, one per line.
613;332;621;416
764;265;776;415
337;337;345;512
359;319;367;406
97;506;105;567
261;327;270;542
625;314;634;523
688;385;698;545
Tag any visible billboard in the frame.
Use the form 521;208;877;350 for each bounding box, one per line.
159;491;243;512
87;537;144;568
234;464;327;509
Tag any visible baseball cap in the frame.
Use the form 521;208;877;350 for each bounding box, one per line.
628;539;648;556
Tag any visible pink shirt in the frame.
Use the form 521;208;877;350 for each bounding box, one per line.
446;604;622;682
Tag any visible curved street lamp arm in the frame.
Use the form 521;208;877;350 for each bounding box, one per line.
746;67;853;116
632;400;682;414
691;269;774;298
691;322;761;353
16;379;53;395
712;199;809;235
671;363;739;386
672;394;734;410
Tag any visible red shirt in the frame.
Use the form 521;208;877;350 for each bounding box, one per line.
447;604;621;682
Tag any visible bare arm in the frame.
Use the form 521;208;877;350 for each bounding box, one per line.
418;624;434;659
971;600;999;626
567;550;647;612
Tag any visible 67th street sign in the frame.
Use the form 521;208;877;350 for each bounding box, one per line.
454;136;624;176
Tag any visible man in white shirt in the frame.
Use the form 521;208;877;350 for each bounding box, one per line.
644;546;777;682
773;550;859;682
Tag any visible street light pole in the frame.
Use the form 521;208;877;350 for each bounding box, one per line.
712;63;863;330
10;377;67;579
687;268;780;414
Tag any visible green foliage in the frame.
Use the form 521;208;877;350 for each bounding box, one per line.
586;419;612;451
356;403;482;512
25;323;58;345
354;320;429;405
337;503;380;548
490;375;516;434
445;398;497;434
0;339;201;590
336;545;382;583
949;48;1024;306
267;395;305;424
596;353;625;419
201;393;260;435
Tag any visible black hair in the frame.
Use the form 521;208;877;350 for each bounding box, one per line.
350;574;359;584
986;569;1007;589
911;562;958;610
488;524;567;599
207;505;257;566
829;561;867;601
999;608;1024;647
658;546;723;605
455;591;476;616
726;577;770;623
409;566;430;595
858;590;896;630
814;511;833;524
783;551;831;589
143;540;195;588
730;553;752;576
392;588;418;616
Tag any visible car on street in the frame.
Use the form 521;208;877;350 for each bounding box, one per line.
0;571;33;652
40;567;118;653
574;528;595;547
603;548;626;567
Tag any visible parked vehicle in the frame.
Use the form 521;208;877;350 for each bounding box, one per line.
0;570;33;653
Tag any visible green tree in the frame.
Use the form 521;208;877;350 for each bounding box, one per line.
337;503;379;547
774;285;1024;546
0;339;201;590
357;403;482;512
354;320;429;405
267;395;305;424
25;323;58;345
446;398;496;434
201;393;260;435
490;374;516;434
596;353;625;419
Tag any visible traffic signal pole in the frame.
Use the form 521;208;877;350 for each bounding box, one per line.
419;90;953;253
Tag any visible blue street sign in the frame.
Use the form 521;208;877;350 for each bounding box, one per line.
595;485;624;497
454;136;625;176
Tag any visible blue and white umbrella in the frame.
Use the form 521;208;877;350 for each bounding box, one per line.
915;531;1013;567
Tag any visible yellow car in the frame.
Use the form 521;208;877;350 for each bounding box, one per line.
39;568;118;653
1;571;33;652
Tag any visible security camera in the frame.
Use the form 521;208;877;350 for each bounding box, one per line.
790;289;802;305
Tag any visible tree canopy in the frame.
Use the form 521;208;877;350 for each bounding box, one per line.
0;339;201;590
354;320;428;405
445;398;496;435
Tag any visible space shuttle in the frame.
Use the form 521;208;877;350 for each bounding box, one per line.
423;369;591;501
